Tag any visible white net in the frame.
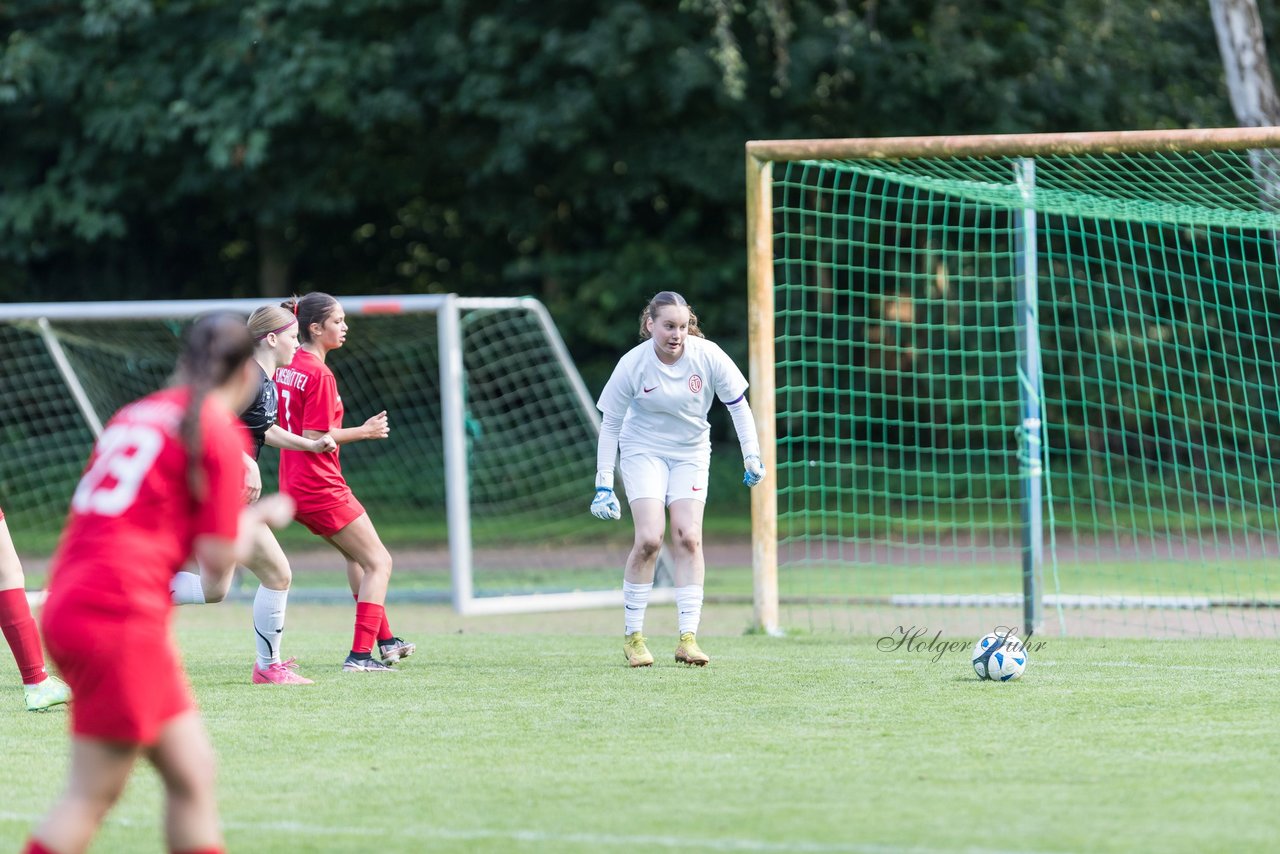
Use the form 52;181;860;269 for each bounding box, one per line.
0;297;638;605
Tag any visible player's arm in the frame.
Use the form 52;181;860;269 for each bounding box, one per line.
590;362;632;520
243;451;262;504
265;423;336;453
305;410;389;446
724;393;765;487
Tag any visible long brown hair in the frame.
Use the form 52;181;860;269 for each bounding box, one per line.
175;313;255;499
281;292;339;344
638;291;704;340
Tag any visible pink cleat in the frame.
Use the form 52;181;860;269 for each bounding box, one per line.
252;659;315;685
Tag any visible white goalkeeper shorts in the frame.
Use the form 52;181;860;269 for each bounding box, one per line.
620;453;709;506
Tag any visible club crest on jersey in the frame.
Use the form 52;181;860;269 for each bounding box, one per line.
688;375;703;393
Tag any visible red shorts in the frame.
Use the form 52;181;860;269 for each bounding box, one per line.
41;598;193;745
294;494;366;537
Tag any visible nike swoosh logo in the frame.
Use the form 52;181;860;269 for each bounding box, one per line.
643;386;658;393
691;487;703;491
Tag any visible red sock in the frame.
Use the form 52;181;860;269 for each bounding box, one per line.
352;601;384;655
0;587;48;685
353;594;394;643
23;839;56;854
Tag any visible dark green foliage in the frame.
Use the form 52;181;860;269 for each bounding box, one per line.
0;0;1245;389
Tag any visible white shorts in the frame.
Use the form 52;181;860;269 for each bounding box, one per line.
620;453;709;506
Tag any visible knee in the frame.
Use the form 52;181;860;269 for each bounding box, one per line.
633;536;663;562
674;526;702;555
168;745;218;802
259;562;292;590
363;553;393;581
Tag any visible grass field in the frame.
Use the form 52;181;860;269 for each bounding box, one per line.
2;602;1278;853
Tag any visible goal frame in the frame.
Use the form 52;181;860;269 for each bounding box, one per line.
0;294;667;616
745;125;1280;635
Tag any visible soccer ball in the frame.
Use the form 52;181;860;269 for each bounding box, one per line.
971;631;1027;682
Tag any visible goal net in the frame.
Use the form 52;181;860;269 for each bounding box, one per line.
0;295;648;614
747;128;1280;638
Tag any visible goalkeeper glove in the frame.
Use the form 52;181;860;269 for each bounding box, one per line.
591;487;622;520
743;454;765;487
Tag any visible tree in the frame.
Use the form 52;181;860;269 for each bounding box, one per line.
1209;0;1280;207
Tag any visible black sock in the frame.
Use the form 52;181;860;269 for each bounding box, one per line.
349;650;372;660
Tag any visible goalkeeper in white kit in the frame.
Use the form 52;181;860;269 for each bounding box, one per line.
591;291;764;667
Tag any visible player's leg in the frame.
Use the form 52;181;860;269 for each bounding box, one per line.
326;515;405;671
170;560;235;605
618;454;670;667
669;497;710;666
326;529;414;666
26;737;141;854
242;524;312;685
0;517;69;710
667;458;710;665
146;711;224;854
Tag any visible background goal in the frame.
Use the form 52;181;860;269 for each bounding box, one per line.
0;295;656;615
747;127;1280;638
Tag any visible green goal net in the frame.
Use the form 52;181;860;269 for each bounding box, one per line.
757;131;1280;638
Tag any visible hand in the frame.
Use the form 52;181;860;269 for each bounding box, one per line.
312;433;337;453
243;456;262;504
743;454;765;487
590;487;621;520
364;411;390;440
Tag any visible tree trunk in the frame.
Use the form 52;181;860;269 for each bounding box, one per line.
257;222;292;297
1209;0;1280;208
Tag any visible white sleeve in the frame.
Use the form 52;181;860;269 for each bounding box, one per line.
595;410;623;487
710;342;749;403
725;396;760;460
595;357;634;486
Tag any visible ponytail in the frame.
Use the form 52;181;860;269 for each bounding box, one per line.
283;292;339;344
176;313;255;499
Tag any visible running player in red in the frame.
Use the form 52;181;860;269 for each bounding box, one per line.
169;304;336;685
274;292;415;672
24;314;294;854
0;506;71;711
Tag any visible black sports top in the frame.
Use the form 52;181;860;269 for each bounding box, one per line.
240;362;277;460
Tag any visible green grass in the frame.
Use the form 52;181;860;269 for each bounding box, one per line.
2;604;1278;853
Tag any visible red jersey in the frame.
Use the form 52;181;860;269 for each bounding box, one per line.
275;348;349;506
46;387;249;620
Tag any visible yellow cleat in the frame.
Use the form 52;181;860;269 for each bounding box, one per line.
675;632;710;666
24;675;71;712
623;632;654;667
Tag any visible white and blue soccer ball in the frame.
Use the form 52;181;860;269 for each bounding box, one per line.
972;631;1028;682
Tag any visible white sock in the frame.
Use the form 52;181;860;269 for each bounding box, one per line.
623;581;652;635
676;584;704;635
170;571;206;605
253;585;289;668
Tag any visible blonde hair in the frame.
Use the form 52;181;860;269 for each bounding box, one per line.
638;291;703;340
248;305;296;341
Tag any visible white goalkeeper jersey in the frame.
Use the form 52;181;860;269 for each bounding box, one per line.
597;335;749;462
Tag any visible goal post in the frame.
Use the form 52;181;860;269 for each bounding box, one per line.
0;294;665;615
747;127;1280;638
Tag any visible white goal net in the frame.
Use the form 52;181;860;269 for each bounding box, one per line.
0;295;659;614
